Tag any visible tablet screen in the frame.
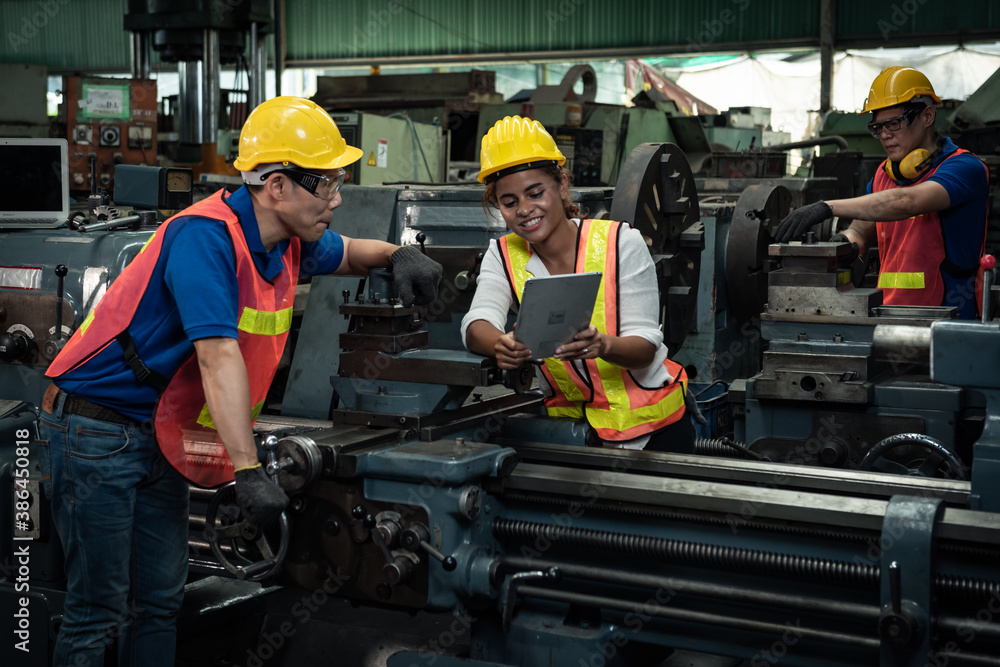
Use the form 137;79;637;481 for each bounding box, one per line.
514;272;602;359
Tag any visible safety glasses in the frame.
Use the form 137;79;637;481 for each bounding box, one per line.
279;168;346;199
867;108;921;138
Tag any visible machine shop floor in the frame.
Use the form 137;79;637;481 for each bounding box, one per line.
172;577;751;667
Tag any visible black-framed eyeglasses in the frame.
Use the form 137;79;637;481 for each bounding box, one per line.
867;108;921;138
277;168;346;200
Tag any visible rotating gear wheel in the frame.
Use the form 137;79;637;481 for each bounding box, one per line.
610;143;704;353
725;185;792;324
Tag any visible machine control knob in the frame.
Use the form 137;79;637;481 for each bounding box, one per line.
818;438;848;468
377;517;402;548
454;270;476;291
42;338;66;361
383;555;417;586
0;331;29;362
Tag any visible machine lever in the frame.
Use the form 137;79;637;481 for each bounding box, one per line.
981;255;995;323
351;504;400;568
889;560;902;613
878;560;917;647
401;522;457;572
42;264;70;360
415;232;427;254
261;435;281;479
501;567;561;632
417;539;456;571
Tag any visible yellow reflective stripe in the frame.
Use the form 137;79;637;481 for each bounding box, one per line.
878;272;925;289
139;233;155;253
582;220;609;328
586;379;686;432
78;310;96;336
237;306;293;336
504;235;533;296
547;405;584;419
543;357;586;402
196;400;265;430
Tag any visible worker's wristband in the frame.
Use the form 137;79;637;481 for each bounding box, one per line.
234;462;262;473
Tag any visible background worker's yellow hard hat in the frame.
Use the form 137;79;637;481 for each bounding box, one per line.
860;66;942;114
233;96;363;171
478;115;566;184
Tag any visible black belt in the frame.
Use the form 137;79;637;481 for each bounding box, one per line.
57;389;135;427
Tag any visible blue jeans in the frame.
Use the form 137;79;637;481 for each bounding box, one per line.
38;393;189;667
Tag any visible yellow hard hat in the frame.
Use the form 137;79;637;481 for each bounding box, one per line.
478;115;566;184
860;66;942;114
233;96;363;172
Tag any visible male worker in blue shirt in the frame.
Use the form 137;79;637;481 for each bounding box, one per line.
39;96;442;666
776;66;989;318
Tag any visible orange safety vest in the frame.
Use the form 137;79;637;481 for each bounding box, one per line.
872;148;983;309
47;190;300;487
498;219;687;442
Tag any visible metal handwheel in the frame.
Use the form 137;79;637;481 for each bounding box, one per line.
859;433;968;480
204;481;291;581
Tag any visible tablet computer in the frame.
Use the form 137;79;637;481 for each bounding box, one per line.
514;272;602;359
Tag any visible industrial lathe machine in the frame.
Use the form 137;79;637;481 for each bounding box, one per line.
3;146;1000;667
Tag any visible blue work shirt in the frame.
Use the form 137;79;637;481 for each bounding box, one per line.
867;137;989;318
56;186;345;420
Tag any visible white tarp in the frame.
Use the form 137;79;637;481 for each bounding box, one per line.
662;44;1000;148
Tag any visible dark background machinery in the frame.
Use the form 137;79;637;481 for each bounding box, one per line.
5;141;1000;666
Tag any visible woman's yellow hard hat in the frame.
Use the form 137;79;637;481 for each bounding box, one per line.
478;115;566;184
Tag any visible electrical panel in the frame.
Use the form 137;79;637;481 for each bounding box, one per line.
328;112;446;186
551;126;604;187
64;76;158;193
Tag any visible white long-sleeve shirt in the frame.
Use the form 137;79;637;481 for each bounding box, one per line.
460;219;677;449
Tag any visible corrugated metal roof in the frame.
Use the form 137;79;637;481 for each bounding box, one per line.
284;0;821;63
1;0;136;73
836;0;1000;47
2;0;999;72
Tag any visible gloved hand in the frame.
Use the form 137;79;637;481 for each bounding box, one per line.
829;232;860;268
390;245;443;308
684;386;707;426
234;463;288;528
774;201;834;243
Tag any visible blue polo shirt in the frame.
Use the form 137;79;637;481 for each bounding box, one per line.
56;186;345;420
867;137;989;318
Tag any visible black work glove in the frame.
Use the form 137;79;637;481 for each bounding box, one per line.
684;386;707;426
829;232;860;268
390;245;443;308
234;464;288;528
774;201;834;243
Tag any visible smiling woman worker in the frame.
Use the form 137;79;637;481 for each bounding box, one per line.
461;115;695;453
